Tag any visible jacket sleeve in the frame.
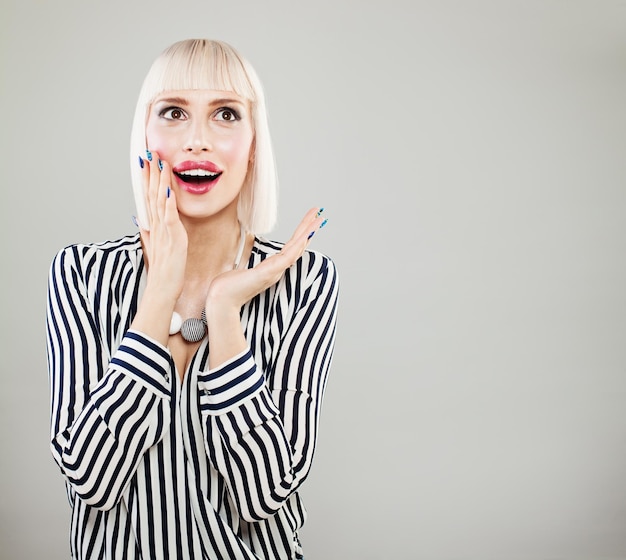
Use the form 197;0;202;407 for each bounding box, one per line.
46;246;172;511
198;252;339;522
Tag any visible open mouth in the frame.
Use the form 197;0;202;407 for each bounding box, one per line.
174;169;222;185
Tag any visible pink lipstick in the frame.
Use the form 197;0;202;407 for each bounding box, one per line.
173;161;222;195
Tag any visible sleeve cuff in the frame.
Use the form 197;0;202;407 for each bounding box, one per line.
109;329;172;396
198;348;264;414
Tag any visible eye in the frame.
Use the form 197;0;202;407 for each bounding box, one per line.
160;107;187;120
215;107;240;122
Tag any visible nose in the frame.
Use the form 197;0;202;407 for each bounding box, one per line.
184;120;213;153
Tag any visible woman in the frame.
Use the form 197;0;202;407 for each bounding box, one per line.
46;39;338;560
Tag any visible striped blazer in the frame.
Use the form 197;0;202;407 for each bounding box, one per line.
46;233;338;559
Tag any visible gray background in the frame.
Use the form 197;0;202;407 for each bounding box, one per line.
2;0;626;558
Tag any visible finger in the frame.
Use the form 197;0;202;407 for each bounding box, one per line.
147;150;173;228
291;212;326;249
304;214;328;244
138;154;152;228
263;213;327;279
290;207;322;242
155;157;172;222
280;208;327;263
163;181;180;225
145;149;162;229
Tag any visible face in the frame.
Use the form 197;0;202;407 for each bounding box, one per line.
145;89;254;222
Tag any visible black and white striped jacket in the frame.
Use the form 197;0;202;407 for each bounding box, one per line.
46;233;338;559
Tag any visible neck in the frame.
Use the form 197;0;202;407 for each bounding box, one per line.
182;213;244;281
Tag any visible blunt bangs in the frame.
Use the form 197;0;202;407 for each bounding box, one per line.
145;40;256;104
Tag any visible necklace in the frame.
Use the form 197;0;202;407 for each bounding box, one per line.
169;223;246;343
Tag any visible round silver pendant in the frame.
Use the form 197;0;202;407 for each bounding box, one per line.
180;317;207;343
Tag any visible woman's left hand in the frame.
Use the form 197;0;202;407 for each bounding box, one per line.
204;207;327;369
206;207;327;315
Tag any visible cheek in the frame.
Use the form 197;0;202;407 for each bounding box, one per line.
218;131;254;166
145;127;169;154
145;118;175;158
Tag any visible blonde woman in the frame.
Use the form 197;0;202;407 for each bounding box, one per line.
47;39;338;560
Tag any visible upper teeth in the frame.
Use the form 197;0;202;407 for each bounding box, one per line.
178;169;218;177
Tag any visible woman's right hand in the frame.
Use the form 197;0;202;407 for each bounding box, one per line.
131;151;187;345
139;151;188;300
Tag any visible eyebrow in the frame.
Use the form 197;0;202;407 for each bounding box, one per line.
154;96;245;107
211;97;246;107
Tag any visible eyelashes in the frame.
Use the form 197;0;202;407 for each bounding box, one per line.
159;107;187;120
157;106;241;122
215;107;240;121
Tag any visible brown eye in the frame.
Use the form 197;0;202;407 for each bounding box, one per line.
216;108;240;122
160;107;187;120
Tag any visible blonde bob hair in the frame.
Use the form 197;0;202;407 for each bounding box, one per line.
130;39;277;234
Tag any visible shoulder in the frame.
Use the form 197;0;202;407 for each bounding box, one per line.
50;233;143;279
52;233;141;261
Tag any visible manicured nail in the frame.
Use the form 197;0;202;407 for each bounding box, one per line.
307;231;315;240
320;218;328;228
131;215;139;227
166;186;171;198
317;207;325;217
138;156;144;169
145;149;153;162
158;159;163;171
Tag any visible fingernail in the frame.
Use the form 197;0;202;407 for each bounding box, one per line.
158;159;163;171
145;149;153;162
320;218;328;228
317;207;325;217
166;186;171;198
131;215;139;227
138;156;144;169
307;231;315;240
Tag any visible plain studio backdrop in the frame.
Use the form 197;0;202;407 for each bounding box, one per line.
1;1;625;558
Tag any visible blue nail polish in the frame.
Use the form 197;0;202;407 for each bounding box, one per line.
146;149;152;162
138;156;144;169
317;207;325;217
320;219;328;228
131;215;139;227
167;186;171;198
307;231;315;240
158;159;163;171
